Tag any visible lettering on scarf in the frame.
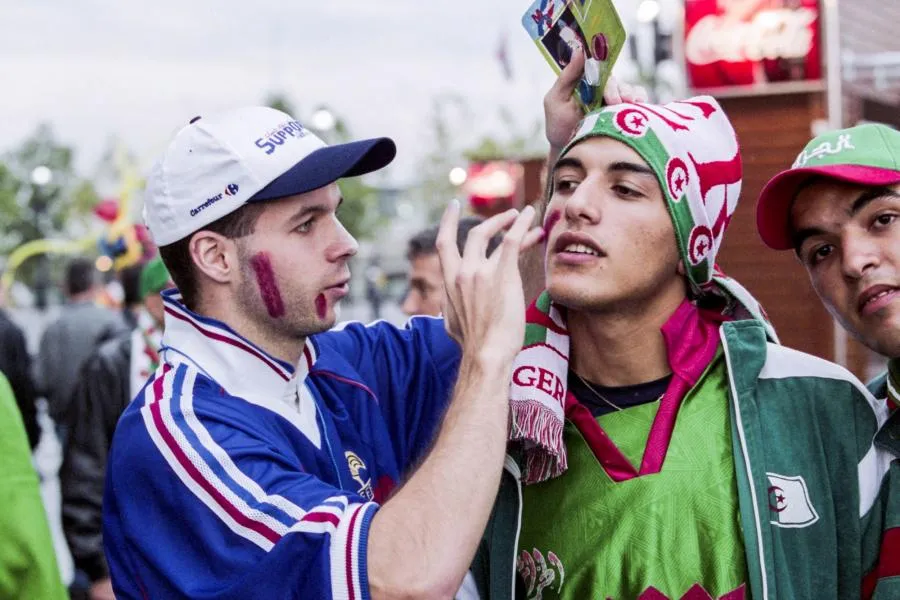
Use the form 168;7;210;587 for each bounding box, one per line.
513;365;565;403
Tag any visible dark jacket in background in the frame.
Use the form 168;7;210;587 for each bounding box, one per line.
0;309;40;448
36;301;125;424
60;332;131;583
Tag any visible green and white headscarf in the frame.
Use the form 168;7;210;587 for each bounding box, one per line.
510;98;778;485
554;97;777;335
560;97;741;291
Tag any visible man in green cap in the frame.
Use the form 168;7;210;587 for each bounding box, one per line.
756;124;900;596
60;256;172;600
757;123;900;406
469;50;897;599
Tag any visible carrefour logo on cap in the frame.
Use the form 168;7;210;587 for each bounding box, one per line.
255;120;308;155
190;183;240;217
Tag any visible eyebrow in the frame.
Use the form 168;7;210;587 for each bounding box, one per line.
286;197;344;225
551;157;584;179
551;157;655;179
791;187;900;253
849;186;900;216
607;161;656;177
791;226;828;255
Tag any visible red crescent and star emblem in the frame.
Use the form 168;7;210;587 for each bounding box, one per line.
768;485;788;513
666;157;689;201
614;108;650;137
688;225;714;266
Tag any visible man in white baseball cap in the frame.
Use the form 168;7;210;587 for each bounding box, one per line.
102;105;544;599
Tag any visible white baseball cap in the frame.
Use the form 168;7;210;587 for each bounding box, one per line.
143;106;396;246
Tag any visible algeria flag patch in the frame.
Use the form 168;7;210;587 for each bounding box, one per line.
767;473;819;528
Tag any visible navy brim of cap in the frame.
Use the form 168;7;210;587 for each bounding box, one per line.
250;137;396;202
757;164;900;250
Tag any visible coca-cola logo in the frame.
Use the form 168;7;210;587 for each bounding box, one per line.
685;8;816;66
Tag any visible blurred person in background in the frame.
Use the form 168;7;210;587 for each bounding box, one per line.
0;296;40;449
401;216;501;317
35;257;126;446
60;257;171;600
364;255;386;320
117;263;145;331
0;371;67;599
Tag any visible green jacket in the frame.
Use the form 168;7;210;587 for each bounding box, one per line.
865;372;900;599
472;320;899;600
0;372;66;600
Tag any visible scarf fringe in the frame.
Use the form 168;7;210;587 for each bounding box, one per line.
509;398;566;485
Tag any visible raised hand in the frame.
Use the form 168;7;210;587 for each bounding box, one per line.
544;46;650;155
437;201;543;363
544;46;588;151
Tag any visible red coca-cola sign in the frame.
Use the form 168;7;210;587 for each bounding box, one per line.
684;0;821;90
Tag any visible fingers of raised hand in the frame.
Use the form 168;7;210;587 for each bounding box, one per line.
603;79;650;106
546;46;585;106
602;76;624;105
519;225;547;254
628;85;650;104
436;200;462;285
495;206;538;266
461;208;519;264
559;45;586;90
617;82;649;104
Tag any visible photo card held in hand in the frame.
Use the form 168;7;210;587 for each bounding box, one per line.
521;0;627;111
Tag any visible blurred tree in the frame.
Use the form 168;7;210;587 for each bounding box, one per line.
466;106;544;162
0;124;100;290
414;99;545;222
264;92;296;116
415;94;473;223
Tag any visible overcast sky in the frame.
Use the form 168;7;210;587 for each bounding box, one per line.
0;0;650;187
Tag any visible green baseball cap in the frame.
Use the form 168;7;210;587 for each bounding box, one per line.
757;123;900;250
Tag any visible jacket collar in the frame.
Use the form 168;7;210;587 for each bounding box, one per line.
159;289;318;402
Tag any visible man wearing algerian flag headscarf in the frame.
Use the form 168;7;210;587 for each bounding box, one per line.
467;49;896;600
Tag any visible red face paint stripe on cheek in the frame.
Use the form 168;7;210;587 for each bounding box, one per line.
543;209;562;241
315;294;327;320
249;253;286;319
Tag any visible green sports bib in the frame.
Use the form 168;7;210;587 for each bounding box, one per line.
517;355;748;600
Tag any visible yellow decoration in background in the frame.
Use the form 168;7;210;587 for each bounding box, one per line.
0;237;95;297
0;143;148;305
104;145;145;271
